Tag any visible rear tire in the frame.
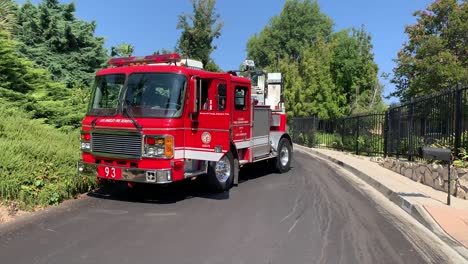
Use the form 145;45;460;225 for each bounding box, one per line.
275;138;292;173
207;152;235;192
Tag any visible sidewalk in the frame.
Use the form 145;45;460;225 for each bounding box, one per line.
294;144;468;259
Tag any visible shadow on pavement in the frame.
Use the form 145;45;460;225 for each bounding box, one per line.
239;159;279;182
87;159;284;204
87;179;226;204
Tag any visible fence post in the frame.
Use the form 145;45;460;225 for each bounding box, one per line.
341;118;345;151
299;118;304;145
455;84;463;158
310;117;316;148
396;108;401;159
356;116;360;155
408;98;414;161
384;111;388;158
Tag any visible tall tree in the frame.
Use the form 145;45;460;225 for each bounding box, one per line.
281;39;344;119
176;0;223;68
330;27;381;114
246;0;383;118
0;0;16;36
111;43;134;57
391;0;468;101
15;0;108;88
246;0;333;69
0;28;88;128
0;30;37;94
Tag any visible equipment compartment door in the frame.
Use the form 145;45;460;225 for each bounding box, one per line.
252;106;271;159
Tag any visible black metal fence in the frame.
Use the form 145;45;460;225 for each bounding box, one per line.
291;114;385;155
291;84;468;159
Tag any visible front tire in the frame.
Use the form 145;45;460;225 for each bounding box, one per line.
275;138;292;173
207;152;235;192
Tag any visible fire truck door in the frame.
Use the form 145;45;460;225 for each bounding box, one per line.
186;78;230;161
232;84;251;156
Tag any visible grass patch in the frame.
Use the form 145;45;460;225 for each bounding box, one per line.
0;99;96;210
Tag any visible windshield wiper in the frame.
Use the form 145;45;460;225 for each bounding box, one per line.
122;100;142;131
91;117;98;129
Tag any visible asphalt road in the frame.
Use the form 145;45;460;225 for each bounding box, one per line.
0;151;460;264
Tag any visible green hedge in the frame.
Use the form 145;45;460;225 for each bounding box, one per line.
310;132;384;154
0;100;96;209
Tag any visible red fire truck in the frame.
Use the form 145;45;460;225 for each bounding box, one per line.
78;54;292;192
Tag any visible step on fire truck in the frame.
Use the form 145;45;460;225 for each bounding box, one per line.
78;54;292;192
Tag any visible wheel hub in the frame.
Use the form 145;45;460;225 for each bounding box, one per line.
215;156;231;183
280;147;289;167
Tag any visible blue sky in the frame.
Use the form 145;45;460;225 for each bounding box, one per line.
17;0;432;102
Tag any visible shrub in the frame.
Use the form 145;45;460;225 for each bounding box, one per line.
0;100;96;209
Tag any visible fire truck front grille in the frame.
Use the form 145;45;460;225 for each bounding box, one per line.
92;132;142;158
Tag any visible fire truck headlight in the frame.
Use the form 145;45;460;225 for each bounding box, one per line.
147;147;155;156
80;132;91;151
143;135;174;158
156;148;164;156
80;142;91;150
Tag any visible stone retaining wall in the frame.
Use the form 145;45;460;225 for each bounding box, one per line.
377;158;468;199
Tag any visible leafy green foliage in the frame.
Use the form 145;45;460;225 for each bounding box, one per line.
392;0;468;101
27;85;89;129
454;147;468;167
330;27;384;115
312;132;383;155
0;1;103;209
154;48;175;55
0;30;48;94
246;0;333;69
111;43;134;58
176;0;223;67
205;60;222;72
0;0;97;129
0;29;88;128
0;99;96;209
15;0;108;88
280;38;344;119
246;0;384;119
0;0;16;36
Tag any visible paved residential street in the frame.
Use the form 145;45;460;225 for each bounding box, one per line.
0;151;462;264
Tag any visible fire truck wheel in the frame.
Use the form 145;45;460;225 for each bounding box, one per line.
207;151;234;192
276;138;292;173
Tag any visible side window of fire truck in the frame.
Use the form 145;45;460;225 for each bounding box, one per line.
199;79;227;111
234;86;248;110
200;79;210;111
217;83;227;111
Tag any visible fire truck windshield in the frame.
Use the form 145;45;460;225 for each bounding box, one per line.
88;73;187;118
88;74;125;116
124;73;187;118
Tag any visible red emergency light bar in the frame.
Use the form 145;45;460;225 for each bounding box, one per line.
108;53;182;67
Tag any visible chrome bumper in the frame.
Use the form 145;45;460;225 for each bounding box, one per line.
77;161;173;184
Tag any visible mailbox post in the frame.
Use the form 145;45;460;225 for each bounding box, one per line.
420;147;452;205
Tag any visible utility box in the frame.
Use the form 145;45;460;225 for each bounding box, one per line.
266;73;282;110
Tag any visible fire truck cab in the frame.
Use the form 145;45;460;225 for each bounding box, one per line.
78;54;292;192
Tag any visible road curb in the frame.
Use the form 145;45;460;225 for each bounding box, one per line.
294;144;468;261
